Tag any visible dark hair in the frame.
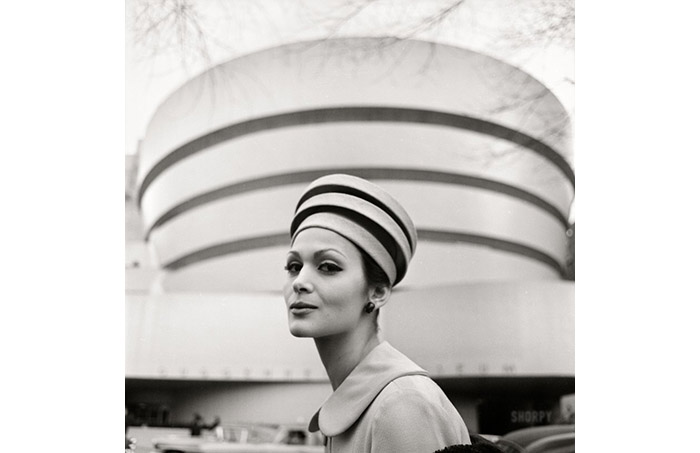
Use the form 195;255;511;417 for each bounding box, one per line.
434;443;504;453
358;247;390;288
434;435;507;453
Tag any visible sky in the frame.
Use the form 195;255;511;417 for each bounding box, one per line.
125;0;575;156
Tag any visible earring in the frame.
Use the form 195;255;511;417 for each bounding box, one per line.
364;302;376;313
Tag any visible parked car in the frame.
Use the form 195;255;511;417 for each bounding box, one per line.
497;424;574;453
151;424;324;453
126;435;137;452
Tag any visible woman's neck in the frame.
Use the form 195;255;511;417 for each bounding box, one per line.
315;326;380;390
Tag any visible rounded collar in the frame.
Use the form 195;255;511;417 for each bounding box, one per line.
309;341;428;436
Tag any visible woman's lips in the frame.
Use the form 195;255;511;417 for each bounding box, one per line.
290;301;317;309
290;301;317;315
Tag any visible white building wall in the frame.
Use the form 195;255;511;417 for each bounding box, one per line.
134;38;574;293
126;281;573;379
126;39;574;420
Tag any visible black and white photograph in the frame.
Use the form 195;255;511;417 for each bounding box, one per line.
10;2;700;452
124;1;575;452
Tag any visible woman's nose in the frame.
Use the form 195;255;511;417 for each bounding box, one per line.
292;270;313;293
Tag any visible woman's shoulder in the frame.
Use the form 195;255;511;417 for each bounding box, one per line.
366;375;470;450
373;374;455;417
384;373;447;397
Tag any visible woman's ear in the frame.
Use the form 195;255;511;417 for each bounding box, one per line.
368;284;392;309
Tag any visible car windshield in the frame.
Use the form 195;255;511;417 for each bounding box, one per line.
223;424;278;443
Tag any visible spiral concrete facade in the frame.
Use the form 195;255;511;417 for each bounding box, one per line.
136;38;574;293
128;37;575;432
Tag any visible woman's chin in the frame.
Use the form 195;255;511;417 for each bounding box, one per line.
288;323;313;338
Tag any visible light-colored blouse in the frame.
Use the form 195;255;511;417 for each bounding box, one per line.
309;341;470;452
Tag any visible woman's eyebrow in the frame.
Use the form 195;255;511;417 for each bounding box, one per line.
314;248;345;259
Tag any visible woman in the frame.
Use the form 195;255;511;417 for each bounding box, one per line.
284;174;471;452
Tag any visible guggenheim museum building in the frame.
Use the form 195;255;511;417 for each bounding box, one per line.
126;37;575;435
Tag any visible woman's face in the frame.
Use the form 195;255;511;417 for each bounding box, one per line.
283;227;370;338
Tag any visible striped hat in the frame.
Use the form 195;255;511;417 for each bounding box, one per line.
290;174;417;286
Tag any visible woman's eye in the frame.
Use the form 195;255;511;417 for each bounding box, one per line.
318;262;342;274
284;262;302;274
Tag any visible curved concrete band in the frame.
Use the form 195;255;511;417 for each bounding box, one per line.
136;38;574;292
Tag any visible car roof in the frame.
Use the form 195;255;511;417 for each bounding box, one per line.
501;425;574;448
